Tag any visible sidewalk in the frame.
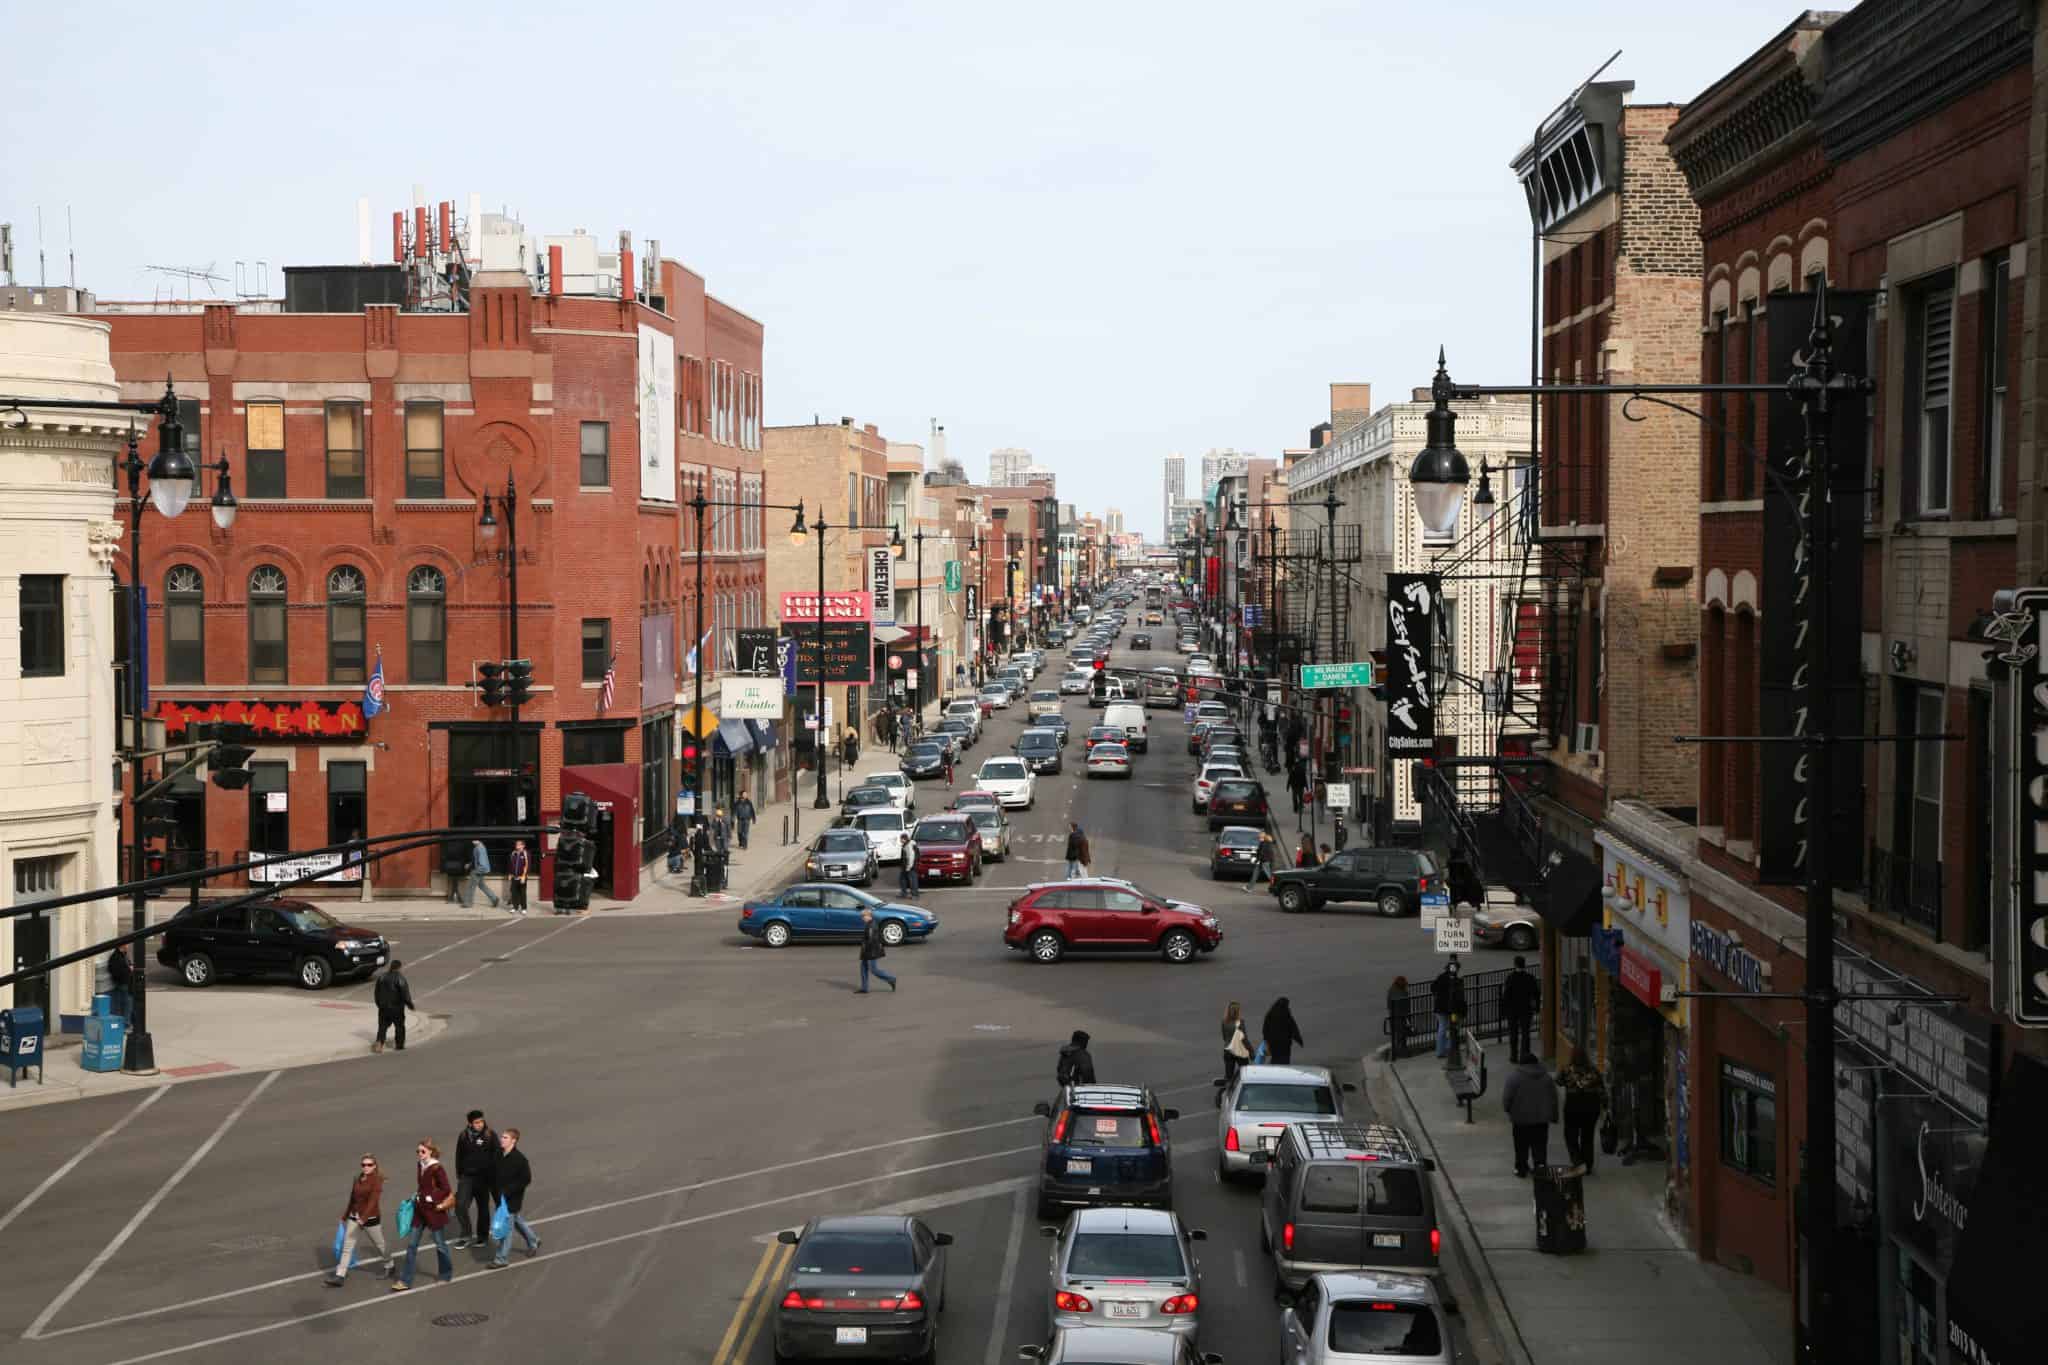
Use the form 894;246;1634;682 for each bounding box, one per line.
1366;1046;1793;1365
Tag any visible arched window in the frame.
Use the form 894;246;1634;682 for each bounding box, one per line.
407;566;446;684
165;565;205;684
248;565;288;684
327;565;367;684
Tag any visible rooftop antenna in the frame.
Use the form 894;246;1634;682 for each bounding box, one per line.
38;205;46;286
67;206;75;288
1;223;13;286
145;263;228;301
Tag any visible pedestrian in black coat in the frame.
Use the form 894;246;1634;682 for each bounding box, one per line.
857;908;897;994
1057;1029;1096;1086
1430;962;1467;1060
452;1110;499;1249
1262;997;1304;1065
1501;956;1540;1064
487;1128;540;1266
372;960;414;1053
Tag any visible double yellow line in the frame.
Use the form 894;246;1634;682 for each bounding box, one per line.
709;1240;793;1365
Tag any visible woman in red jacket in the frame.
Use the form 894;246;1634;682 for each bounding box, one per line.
326;1154;393;1286
392;1138;456;1291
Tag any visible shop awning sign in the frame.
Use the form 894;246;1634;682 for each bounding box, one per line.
155;697;366;740
1618;947;1663;1010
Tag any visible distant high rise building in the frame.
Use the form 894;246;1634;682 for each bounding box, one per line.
1021;465;1055;494
1104;508;1124;536
988;447;1032;487
1200;449;1250;496
1162;454;1186;539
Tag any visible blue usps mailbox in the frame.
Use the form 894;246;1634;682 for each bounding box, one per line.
81;1014;128;1073
0;1005;47;1086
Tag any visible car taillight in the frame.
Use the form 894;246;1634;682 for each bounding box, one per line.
1052;1110;1069;1142
780;1289;811;1309
1370;1301;1399;1311
1159;1293;1198;1314
893;1290;925;1312
1430;1227;1442;1257
740;907;753;918
1282;1222;1295;1252
1225;1127;1240;1152
1147;1113;1163;1145
1419;875;1432;892
1054;1290;1094;1312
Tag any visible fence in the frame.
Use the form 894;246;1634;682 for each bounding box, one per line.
1384;966;1512;1056
1868;844;1942;941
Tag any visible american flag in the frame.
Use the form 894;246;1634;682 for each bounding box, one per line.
598;653;617;713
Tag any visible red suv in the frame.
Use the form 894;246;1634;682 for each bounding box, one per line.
1004;880;1223;964
911;814;984;884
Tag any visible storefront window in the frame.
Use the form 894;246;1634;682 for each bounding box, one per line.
562;727;626;767
1559;935;1594;1049
641;716;673;847
248;762;291;856
1719;1060;1777;1186
447;730;539;869
327;761;367;851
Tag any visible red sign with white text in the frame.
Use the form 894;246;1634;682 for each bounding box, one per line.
154;697;368;740
1619;947;1663;1009
779;590;872;623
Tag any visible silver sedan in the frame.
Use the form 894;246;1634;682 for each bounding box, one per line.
967;807;1012;861
1043;1206;1205;1337
1215;1064;1353;1178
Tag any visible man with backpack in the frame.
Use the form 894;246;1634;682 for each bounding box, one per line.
372;959;414;1053
1056;1029;1096;1086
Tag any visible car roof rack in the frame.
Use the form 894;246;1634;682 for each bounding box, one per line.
1286;1120;1420;1164
1067;1083;1148;1110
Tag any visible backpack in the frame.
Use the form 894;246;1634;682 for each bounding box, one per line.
1056;1051;1077;1086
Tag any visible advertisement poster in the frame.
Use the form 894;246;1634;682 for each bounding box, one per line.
636;324;676;503
1384;573;1440;754
640;615;675;711
869;547;897;626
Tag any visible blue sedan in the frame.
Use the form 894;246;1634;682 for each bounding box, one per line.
737;884;938;949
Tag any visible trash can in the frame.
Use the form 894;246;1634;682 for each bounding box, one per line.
1532;1165;1587;1254
0;1005;47;1087
81;1014;129;1073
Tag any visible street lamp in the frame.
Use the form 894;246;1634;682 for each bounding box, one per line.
475;472;528;867
1407;349;1472;537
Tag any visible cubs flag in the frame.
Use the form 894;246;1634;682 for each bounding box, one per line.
362;649;387;719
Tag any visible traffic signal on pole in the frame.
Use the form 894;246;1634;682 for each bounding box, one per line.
210;723;257;790
138;796;179;841
478;660;507;707
505;658;534;707
682;740;699;766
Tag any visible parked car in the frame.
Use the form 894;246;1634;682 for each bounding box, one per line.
929;720;972;757
950;789;1003;815
1085;741;1132;778
1060;670;1093;695
842;783;903;822
1193;701;1232;725
1279;1271;1454;1364
1268;846;1443;917
1187;721;1219;757
1206;777;1269;830
966;807;1013;861
1210;826;1264;879
901;740;949;780
1003;881;1222;964
1042;1206;1205;1336
1192;763;1244;811
862;771;918;815
943;697;985;739
850;809;911;864
158;898;388;990
975;757;1037;809
1018;728;1065;775
1215;1063;1352;1179
980;684;1012;710
805;828;880;884
1199;727;1245;761
737;884;936;949
1259;1121;1440;1293
1031;1083;1182;1218
769;1216;950;1361
1471;897;1540;952
912;814;985;884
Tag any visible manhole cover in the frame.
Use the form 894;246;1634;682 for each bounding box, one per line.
432;1312;491;1327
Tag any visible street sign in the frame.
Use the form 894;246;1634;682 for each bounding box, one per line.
1434;916;1472;954
944;560;962;593
1324;783;1352;812
1300;661;1375;689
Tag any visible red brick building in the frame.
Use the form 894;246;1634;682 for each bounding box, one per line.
96;213;769;899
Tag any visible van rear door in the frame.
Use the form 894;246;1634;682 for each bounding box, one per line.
1291;1164;1366;1269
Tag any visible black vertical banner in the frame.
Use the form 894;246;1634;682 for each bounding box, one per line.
1385;572;1440;754
1757;291;1870;884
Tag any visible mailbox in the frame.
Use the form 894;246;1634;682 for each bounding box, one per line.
0;1005;47;1086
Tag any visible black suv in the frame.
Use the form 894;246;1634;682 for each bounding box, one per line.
1260;1121;1440;1292
1269;846;1441;917
157;898;389;990
1031;1083;1181;1219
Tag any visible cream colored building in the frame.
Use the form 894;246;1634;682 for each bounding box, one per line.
1;313;126;1024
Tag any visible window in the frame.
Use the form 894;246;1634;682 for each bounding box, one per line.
405;402;444;499
246;400;285;498
1737;301;1757;500
248;565;288;683
18;574;65;678
165;565;205;684
1865;287;1883;523
1440;595;1459;681
580;421;609;488
327;761;367;851
1709;310;1729;500
582;619;612;682
1910;283;1955;515
407;566;446;684
1299;1166;1361;1213
248;762;291;854
641;714;672;845
1911;686;1943;875
1329;1301;1443;1356
1983;252;2010;517
562;726;626;766
847;472;858;526
325;401;365;499
1718;1060;1777;1186
327;566;367;684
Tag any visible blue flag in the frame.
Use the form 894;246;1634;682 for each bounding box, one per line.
362;650;387;719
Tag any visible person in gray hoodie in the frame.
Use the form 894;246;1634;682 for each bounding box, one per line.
1501;1052;1559;1177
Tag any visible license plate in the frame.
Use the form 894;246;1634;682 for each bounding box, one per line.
1373;1232;1404;1248
835;1327;868;1344
1106;1301;1143;1319
1259;1135;1279;1151
1065;1158;1092;1175
375;955;387;965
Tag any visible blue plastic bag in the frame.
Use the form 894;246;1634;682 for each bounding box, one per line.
394;1197;414;1241
489;1198;511;1243
331;1220;362;1268
1253;1041;1270;1065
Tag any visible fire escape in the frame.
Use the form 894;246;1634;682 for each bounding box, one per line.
1245;524;1362;675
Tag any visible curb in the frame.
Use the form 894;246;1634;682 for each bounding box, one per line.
1364;1045;1532;1365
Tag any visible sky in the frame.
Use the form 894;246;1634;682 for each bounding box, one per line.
5;0;1815;538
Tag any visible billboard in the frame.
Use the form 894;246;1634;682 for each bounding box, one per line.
641;615;675;711
779;590;872;623
786;621;873;684
868;547;897;626
1385;573;1440;754
637;324;676;503
734;628;779;677
720;675;784;720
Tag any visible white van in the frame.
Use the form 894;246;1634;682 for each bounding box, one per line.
1102;702;1149;753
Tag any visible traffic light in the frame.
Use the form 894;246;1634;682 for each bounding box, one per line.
681;740;699;766
505;658;534;707
137;796;179;842
210;723;257;790
478;660;507;707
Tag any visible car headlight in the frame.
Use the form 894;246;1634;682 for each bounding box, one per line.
335;939;363;952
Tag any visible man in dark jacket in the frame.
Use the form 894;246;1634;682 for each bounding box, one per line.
372;960;414;1053
1064;822;1091;879
857;907;897;994
1261;997;1304;1065
689;819;713;896
1501;1053;1559;1176
1501;956;1540;1063
1056;1030;1096;1086
487;1128;539;1266
1431;961;1467;1060
732;793;756;850
106;946;133;1021
452;1109;499;1249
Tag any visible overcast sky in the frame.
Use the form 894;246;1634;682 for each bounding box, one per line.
6;0;1812;537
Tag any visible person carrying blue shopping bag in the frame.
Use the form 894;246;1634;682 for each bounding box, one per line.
326;1153;395;1286
391;1139;456;1292
487;1128;541;1267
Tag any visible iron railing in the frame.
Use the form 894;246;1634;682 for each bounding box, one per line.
1384;966;1513;1055
1868;844;1942;940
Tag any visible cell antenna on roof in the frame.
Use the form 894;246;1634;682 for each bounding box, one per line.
67;206;75;288
38;205;46;286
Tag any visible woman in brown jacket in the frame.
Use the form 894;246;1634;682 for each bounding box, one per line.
326;1154;395;1285
392;1138;456;1291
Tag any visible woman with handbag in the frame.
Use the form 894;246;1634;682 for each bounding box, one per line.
1557;1046;1607;1173
326;1154;394;1286
1221;1002;1251;1088
391;1139;457;1291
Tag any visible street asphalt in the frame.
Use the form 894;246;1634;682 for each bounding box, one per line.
0;631;1486;1365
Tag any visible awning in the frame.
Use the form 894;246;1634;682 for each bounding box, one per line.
746;719;779;751
1534;848;1603;937
713;718;755;756
1946;1053;2048;1365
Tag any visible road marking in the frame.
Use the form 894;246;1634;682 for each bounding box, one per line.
984;1187;1029;1365
728;1245;790;1365
710;1241;788;1365
336;918;514;995
0;1085;170;1238
24;1069;280;1341
1234;1247;1248;1288
422;913;589;997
